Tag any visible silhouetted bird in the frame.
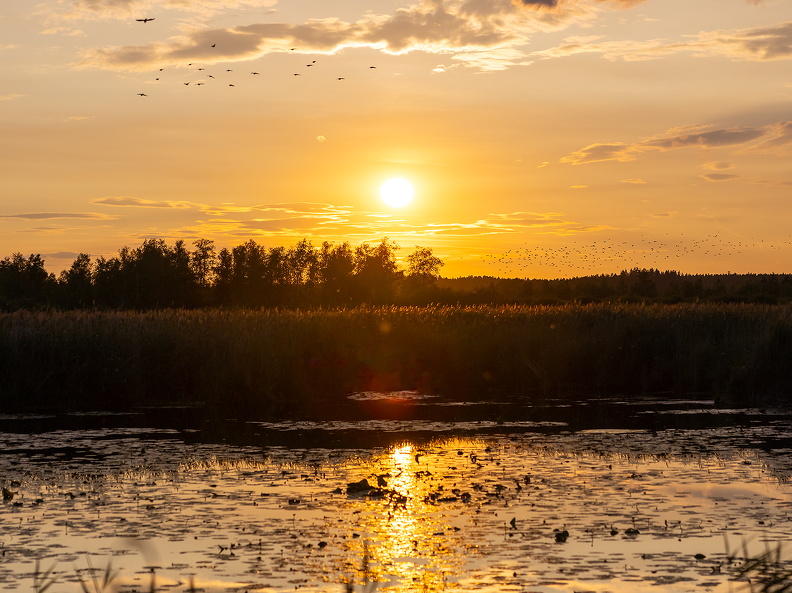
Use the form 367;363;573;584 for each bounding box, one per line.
136;18;155;23
554;528;569;543
137;93;147;96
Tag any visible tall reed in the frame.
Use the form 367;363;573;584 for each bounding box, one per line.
1;304;790;414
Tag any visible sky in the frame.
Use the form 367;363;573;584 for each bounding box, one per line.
1;0;791;279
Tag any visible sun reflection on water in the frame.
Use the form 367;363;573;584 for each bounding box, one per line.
340;440;474;591
2;428;792;592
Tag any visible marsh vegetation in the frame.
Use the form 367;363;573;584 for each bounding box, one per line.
1;303;792;414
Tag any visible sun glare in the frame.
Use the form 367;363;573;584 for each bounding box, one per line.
380;178;414;208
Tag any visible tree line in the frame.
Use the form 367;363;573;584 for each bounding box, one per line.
0;238;445;310
3;238;792;310
441;268;792;305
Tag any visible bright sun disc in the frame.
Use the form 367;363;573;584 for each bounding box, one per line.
380;178;414;208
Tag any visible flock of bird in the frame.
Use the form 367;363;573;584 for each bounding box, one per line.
484;233;792;277
133;17;378;97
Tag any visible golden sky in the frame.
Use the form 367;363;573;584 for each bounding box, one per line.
2;0;791;278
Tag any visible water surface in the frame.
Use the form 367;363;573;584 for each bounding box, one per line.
1;395;791;592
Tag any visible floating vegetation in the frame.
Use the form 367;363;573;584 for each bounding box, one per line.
1;417;792;592
347;391;439;402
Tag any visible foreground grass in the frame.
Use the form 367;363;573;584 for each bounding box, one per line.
1;303;791;414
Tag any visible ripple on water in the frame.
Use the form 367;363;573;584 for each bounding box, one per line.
0;423;791;592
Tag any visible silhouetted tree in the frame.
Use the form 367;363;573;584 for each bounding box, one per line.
231;240;268;307
213;247;234;306
190;239;217;306
58;253;94;308
130;239;186;308
403;246;445;303
354;238;401;304
93;255;123;308
0;253;53;309
317;241;355;305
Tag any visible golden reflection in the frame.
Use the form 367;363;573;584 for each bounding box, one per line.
342;438;485;592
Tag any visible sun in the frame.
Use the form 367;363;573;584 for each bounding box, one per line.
380;178;414;208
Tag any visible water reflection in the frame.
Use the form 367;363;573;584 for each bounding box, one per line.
341;441;462;591
1;426;792;592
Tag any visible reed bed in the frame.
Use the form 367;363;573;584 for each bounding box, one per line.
1;303;791;414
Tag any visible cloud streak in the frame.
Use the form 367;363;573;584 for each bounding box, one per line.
47;0;277;20
535;21;792;62
93;196;194;208
560;121;792;165
0;212;115;220
167;201;605;241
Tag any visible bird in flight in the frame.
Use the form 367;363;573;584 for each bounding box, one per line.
137;93;147;96
136;18;155;23
337;77;345;80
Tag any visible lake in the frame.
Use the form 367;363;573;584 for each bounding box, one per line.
2;393;791;592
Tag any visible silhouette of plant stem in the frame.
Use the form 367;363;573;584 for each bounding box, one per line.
32;559;58;593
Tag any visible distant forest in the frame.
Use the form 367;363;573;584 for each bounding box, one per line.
2;237;792;310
